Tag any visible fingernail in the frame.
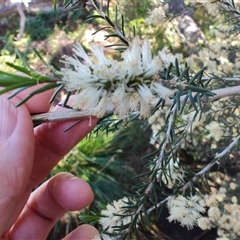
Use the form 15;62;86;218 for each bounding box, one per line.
0;97;18;140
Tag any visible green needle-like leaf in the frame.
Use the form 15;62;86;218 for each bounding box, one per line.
16;82;60;106
53;0;57;11
6;63;32;76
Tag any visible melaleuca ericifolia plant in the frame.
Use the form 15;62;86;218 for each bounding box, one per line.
1;0;240;239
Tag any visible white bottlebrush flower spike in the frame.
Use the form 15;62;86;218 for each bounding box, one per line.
167;195;206;230
158;158;185;189
59;37;174;118
145;6;166;26
99;197;135;233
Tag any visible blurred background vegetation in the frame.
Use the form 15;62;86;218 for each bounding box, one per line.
1;0;240;239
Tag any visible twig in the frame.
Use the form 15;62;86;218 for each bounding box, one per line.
122;104;178;235
146;134;240;215
156;104;178;181
202;77;240;81
16;2;26;41
146;107;198;215
32;109;95;123
194;135;240;178
87;0;129;45
31;85;240;124
180;134;240;194
147;195;172;215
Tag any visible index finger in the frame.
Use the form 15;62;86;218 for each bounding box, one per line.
29;115;98;189
11;84;97;188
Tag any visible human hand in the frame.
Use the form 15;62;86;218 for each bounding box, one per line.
0;87;99;239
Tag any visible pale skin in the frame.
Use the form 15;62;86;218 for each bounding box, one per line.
0;87;99;239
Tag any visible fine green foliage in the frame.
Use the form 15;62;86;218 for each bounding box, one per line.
25;8;89;41
0;65;59;105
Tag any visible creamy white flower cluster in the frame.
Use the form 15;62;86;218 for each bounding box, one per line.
145;6;166;26
59;37;174;118
157;158;204;230
99;197;135;234
167;195;206;230
197;180;240;240
205;121;224;142
157;158;185;189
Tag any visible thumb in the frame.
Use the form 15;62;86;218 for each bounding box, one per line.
0;96;34;235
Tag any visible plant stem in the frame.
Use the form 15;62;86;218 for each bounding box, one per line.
146;134;240;215
31;85;240;124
